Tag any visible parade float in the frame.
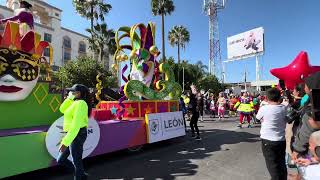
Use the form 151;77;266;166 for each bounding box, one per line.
0;20;185;178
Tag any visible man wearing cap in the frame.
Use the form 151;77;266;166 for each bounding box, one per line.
291;72;320;161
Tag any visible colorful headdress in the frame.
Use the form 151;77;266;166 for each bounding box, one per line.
0;21;52;81
114;22;159;63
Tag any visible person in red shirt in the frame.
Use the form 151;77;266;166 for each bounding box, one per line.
229;95;239;117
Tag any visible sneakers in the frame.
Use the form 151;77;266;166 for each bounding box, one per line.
247;124;252;128
195;136;201;140
237;124;242;128
191;134;196;138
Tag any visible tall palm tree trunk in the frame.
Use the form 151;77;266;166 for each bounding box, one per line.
100;46;105;68
90;2;97;62
161;13;166;62
90;1;94;36
178;43;180;65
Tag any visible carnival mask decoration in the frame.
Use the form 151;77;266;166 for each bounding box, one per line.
113;22;160;88
0;22;51;101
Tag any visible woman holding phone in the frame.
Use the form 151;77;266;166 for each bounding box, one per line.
57;84;91;180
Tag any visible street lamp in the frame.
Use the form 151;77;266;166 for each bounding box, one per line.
182;60;186;92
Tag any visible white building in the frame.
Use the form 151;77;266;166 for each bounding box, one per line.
0;0;112;70
228;79;278;94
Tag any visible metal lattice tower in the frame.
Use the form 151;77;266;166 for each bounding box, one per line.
203;0;225;79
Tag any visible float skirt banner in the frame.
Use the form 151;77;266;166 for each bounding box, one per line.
45;117;100;161
145;111;185;143
227;27;264;60
97;100;179;120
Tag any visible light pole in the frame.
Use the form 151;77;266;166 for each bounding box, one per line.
183;66;185;92
182;60;186;92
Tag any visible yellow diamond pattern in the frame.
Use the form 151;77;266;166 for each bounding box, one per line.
33;84;48;104
49;96;61;112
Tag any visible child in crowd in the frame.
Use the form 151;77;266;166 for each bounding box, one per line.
209;95;216;119
256;88;288;180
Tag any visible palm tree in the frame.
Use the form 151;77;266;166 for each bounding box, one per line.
168;25;190;65
87;24;116;68
195;60;208;75
73;0;112;35
151;0;175;62
73;0;113;65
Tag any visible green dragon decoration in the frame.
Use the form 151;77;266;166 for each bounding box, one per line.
113;22;182;100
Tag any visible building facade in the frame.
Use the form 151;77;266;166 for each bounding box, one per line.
0;0;112;70
227;79;278;95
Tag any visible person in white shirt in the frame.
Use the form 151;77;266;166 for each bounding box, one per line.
256;88;288;180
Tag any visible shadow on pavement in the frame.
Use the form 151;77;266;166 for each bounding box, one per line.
5;129;260;180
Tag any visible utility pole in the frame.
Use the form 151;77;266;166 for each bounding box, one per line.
244;64;247;91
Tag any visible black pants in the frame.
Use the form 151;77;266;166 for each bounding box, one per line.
190;113;199;136
261;139;287;180
182;113;187;131
57;128;87;180
211;109;215;117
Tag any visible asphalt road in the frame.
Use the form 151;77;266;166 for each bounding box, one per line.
5;116;274;180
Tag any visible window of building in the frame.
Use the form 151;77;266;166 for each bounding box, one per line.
0;14;5;33
78;42;86;54
44;33;52;42
43;33;52;57
51;65;60;72
55;13;60;17
63;36;72;62
63;36;71;49
63;51;71;61
64;51;71;62
44;48;50;57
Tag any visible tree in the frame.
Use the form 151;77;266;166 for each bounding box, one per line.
168;25;190;84
159;56;175;65
195;60;208;75
87;24;116;68
73;0;115;65
151;0;175;62
54;56;118;89
73;0;112;36
197;75;224;94
168;25;190;65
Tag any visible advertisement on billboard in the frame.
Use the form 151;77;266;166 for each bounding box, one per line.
227;27;264;60
146;111;186;143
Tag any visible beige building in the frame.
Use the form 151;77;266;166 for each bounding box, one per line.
0;0;112;70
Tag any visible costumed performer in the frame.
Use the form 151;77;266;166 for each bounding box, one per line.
0;0;34;36
217;92;226;119
234;92;254;128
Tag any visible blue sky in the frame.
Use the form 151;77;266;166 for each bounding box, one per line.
2;0;319;83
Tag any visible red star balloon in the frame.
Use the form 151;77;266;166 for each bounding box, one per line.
270;51;320;90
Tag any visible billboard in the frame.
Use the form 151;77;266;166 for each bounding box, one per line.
227;27;264;60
